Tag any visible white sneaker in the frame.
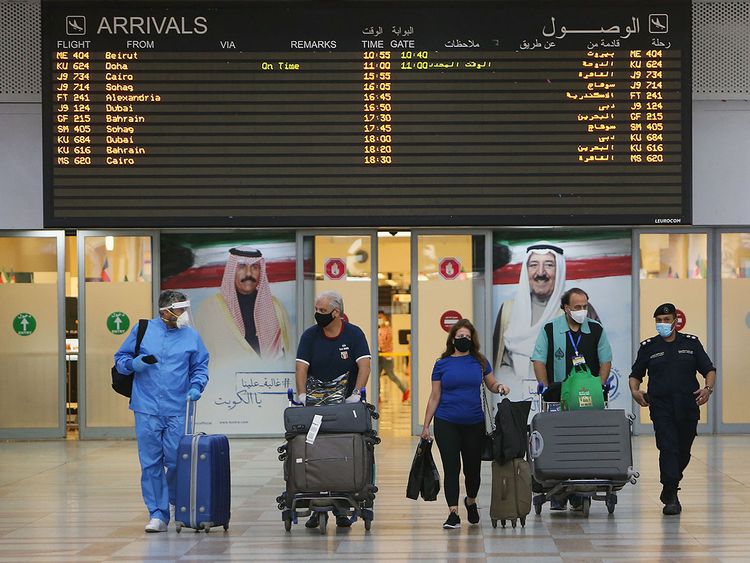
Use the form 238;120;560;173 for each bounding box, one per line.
145;518;168;533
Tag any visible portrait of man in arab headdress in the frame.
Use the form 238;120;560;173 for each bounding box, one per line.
195;246;291;360
492;242;600;402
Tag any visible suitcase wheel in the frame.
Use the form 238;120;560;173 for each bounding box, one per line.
175;523;183;533
277;445;286;454
364;518;372;531
223;523;229;531
491;519;497;529
501;519;506;528
582;498;591;518
520;517;526;527
605;494;617;514
284;517;292;532
318;512;328;535
511;519;517;529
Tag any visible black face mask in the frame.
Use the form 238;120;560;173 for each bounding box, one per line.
454;337;471;353
315;311;335;328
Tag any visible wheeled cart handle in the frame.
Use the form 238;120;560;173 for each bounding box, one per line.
287;387;305;407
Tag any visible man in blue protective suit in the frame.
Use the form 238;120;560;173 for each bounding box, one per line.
114;290;209;533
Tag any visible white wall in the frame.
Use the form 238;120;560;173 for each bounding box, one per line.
0;104;43;229
692;101;750;226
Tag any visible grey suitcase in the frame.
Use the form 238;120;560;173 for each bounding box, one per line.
284;402;373;435
285;433;373;496
490;458;532;529
529;410;635;484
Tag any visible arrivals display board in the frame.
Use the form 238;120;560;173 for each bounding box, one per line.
42;1;691;227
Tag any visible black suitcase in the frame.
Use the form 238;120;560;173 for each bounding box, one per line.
529;410;635;484
283;402;374;435
285;433;374;497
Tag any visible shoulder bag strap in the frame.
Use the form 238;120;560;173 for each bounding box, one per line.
481;374;495;433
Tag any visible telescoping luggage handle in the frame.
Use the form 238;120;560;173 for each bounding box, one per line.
287;386;367;406
185;398;197;435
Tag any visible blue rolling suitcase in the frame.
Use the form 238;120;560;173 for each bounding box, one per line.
175;400;231;533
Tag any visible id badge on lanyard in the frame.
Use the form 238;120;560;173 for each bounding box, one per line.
569;331;585;366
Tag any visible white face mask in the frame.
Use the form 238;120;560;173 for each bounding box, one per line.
569;309;588;325
175;312;190;328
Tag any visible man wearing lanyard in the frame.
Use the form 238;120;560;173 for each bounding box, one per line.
531;287;613;510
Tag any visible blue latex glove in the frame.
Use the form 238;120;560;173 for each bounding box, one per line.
131;354;149;373
187;387;202;402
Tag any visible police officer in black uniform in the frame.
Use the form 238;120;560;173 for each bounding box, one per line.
629;303;716;515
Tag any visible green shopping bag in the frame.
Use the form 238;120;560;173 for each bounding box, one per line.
560;364;605;411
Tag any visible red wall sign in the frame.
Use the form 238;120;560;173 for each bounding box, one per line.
675;309;686;331
440;310;463;333
324;258;346;280
438;257;461;280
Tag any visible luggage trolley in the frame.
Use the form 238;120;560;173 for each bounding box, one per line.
276;388;380;534
528;385;639;518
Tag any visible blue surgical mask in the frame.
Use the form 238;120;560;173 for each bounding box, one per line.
656;322;674;338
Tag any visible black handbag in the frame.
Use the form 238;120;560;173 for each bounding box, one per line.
111;319;149;398
406;438;440;501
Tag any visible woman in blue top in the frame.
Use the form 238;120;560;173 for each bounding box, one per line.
421;319;510;529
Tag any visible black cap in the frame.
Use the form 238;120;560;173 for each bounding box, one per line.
653;303;676;317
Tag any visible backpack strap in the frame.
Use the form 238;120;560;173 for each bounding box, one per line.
134;319;149;355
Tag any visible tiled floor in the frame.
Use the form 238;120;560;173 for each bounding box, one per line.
0;434;749;562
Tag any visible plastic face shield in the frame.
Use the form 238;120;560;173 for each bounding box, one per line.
159;300;194;328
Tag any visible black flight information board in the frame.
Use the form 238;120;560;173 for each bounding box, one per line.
42;1;691;228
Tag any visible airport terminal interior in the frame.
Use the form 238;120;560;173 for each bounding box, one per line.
2;0;750;560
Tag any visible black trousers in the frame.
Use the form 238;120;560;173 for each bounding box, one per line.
650;394;699;489
433;417;484;507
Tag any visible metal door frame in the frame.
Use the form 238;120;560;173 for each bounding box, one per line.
0;230;66;439
410;229;492;435
632;228;715;435
77;230;160;439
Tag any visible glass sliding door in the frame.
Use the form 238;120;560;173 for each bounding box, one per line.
0;232;65;438
718;232;750;432
300;232;377;401
636;231;713;433
78;231;156;439
413;232;488;435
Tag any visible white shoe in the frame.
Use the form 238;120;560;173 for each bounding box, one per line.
145;518;168;533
